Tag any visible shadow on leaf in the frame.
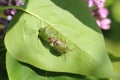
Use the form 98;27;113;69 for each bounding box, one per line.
108;52;120;62
19;61;86;79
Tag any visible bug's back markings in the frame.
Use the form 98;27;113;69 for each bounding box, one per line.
39;25;71;56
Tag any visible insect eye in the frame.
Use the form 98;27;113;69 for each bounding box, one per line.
38;29;41;32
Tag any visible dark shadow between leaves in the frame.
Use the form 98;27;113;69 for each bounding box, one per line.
18;61;109;80
108;52;120;62
19;61;86;79
0;49;7;80
50;0;101;34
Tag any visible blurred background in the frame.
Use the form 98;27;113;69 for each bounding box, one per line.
104;0;120;79
0;0;120;80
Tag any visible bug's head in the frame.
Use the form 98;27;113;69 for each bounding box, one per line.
48;37;56;43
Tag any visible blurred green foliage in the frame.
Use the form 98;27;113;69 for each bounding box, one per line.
0;9;7;80
0;11;6;28
104;0;120;80
105;0;120;57
105;0;120;56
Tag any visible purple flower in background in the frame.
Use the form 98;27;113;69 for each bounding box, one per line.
0;0;23;23
93;0;105;8
93;8;109;19
86;0;94;7
86;0;111;30
4;9;17;16
7;15;13;21
4;8;17;20
0;0;24;38
0;18;8;26
0;0;9;6
96;18;111;30
11;0;24;6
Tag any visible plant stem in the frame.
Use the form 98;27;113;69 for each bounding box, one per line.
0;6;51;25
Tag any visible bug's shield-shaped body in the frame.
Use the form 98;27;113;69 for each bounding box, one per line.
39;26;71;55
39;26;57;42
54;40;70;54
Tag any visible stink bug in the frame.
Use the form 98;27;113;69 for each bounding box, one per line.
39;25;71;55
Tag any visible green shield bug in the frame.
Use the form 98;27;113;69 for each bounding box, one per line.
39;25;71;55
54;40;70;54
39;26;57;42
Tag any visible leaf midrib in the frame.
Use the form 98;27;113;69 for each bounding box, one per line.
1;6;108;72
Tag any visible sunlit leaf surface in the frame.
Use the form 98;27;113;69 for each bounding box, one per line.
5;0;114;78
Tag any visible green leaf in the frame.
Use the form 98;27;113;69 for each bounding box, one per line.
5;0;114;78
6;52;91;80
6;52;109;80
111;62;120;80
